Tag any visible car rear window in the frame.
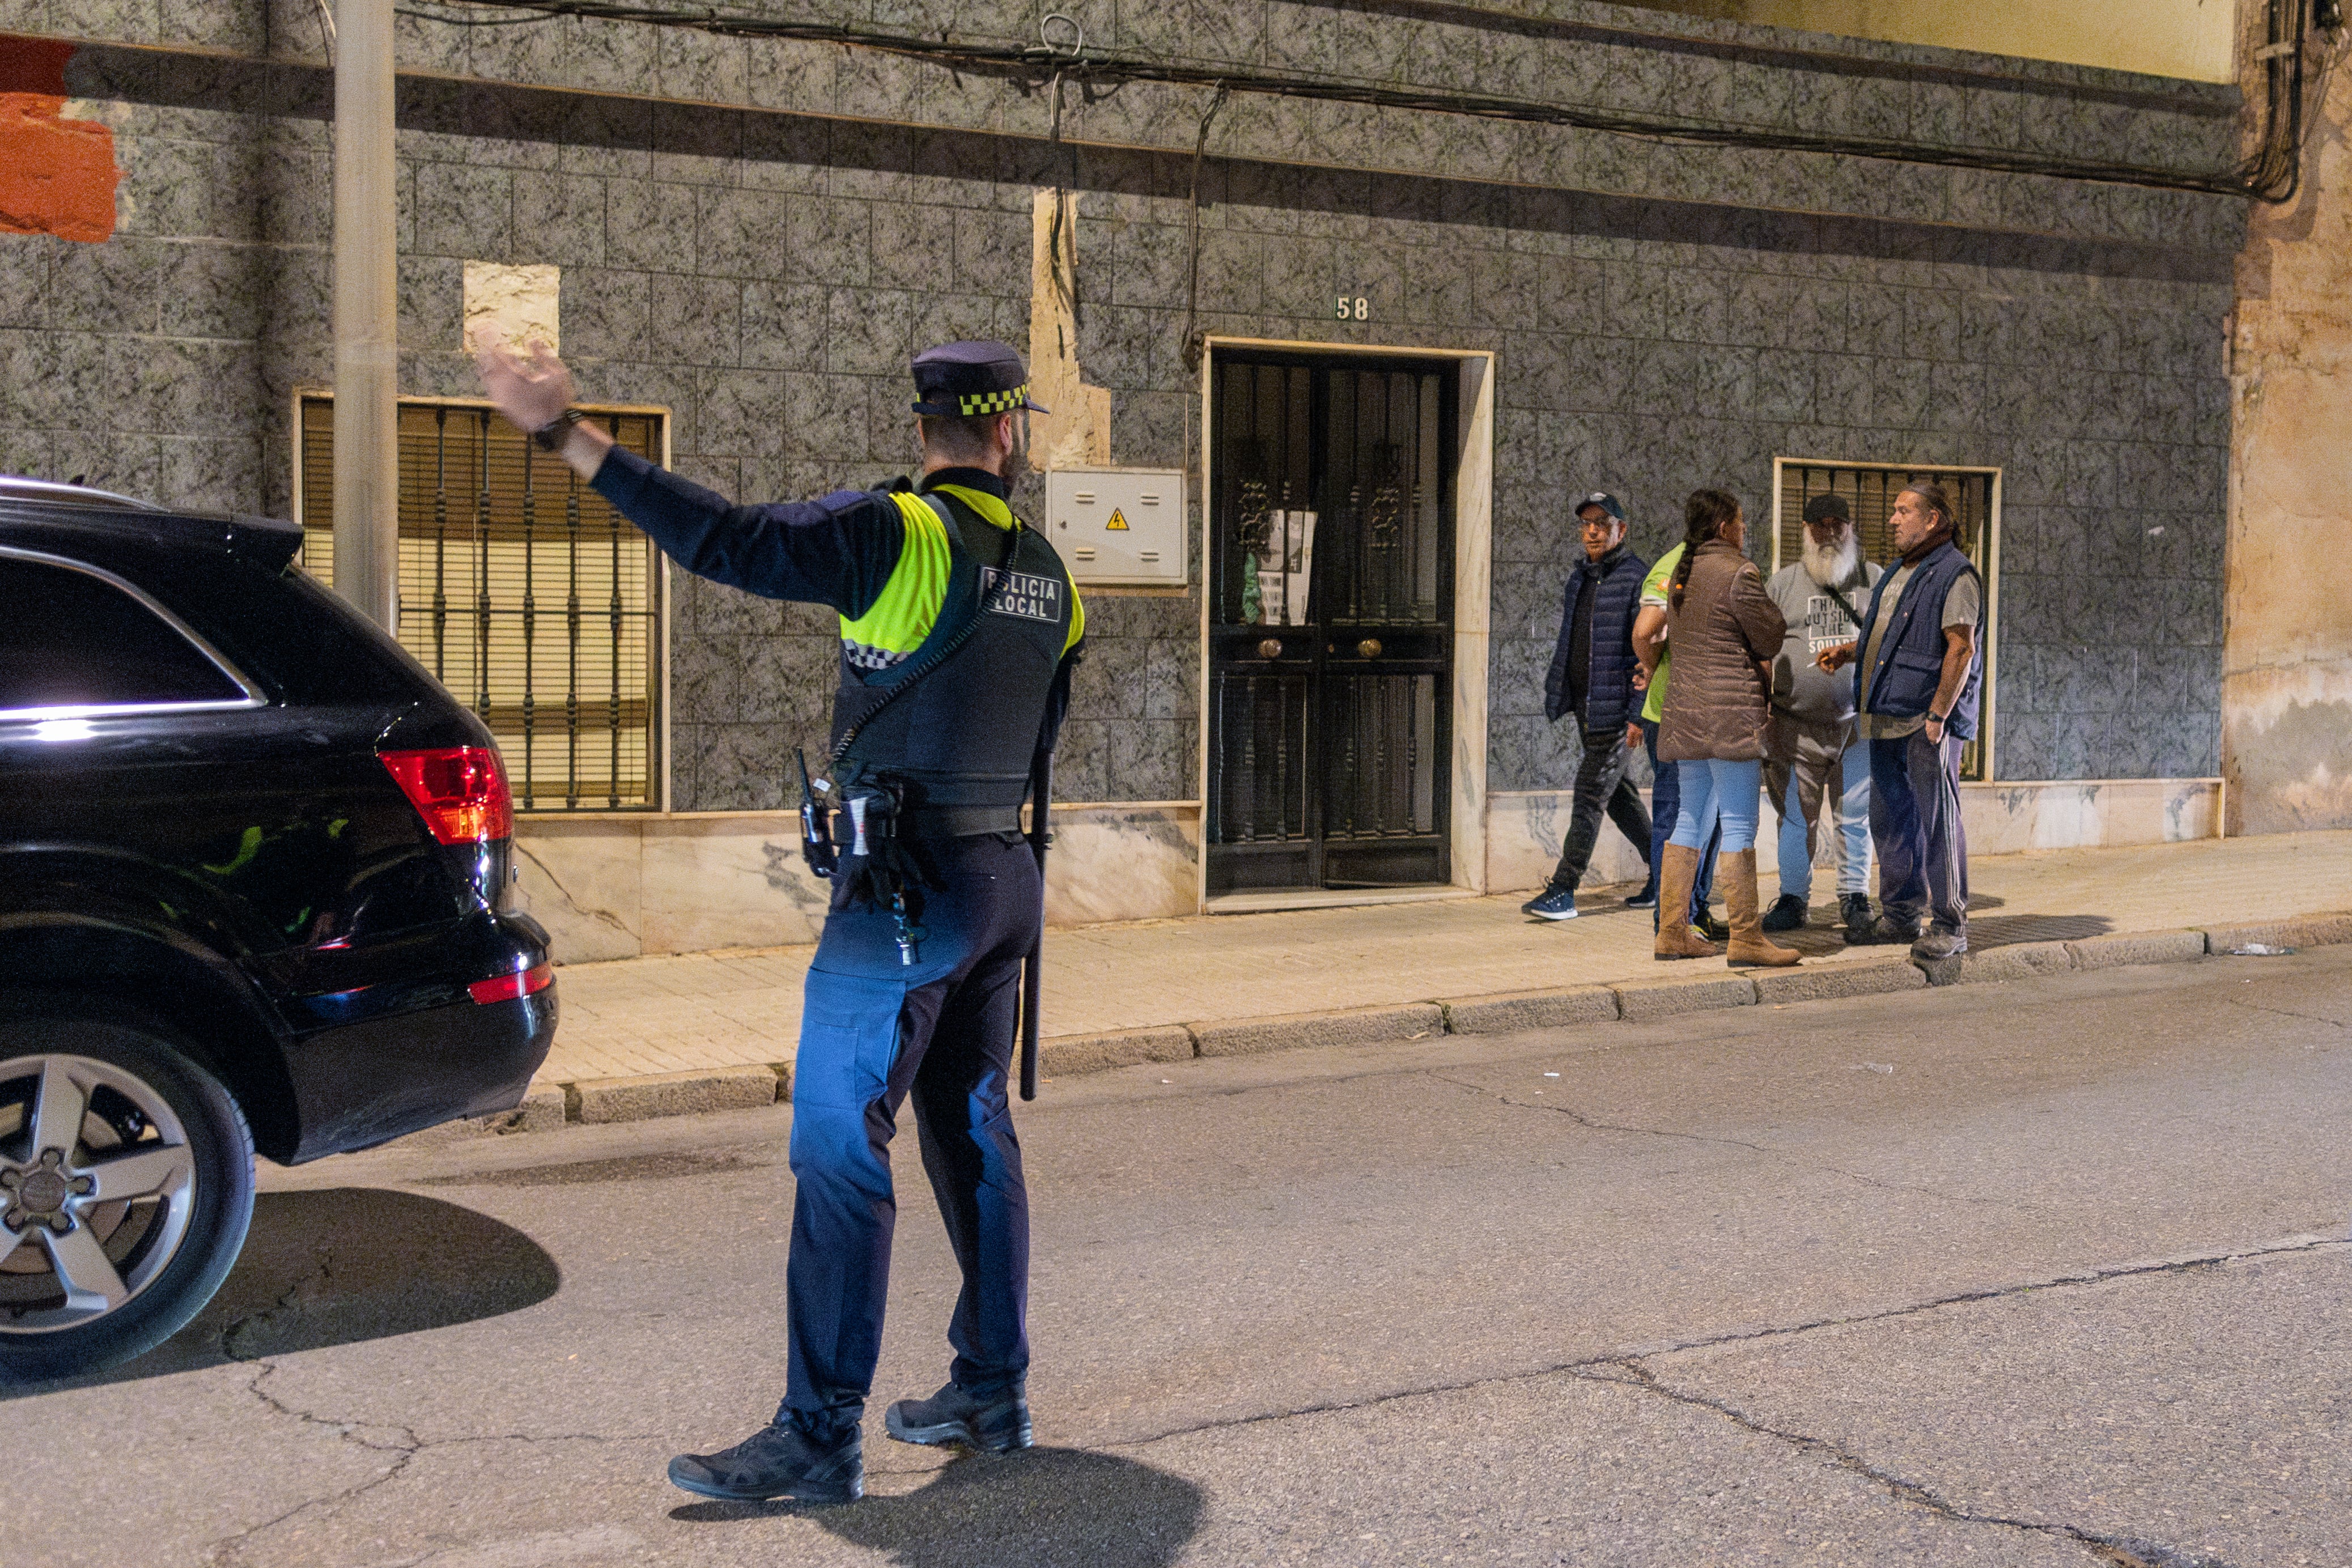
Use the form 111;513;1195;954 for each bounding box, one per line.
0;554;249;713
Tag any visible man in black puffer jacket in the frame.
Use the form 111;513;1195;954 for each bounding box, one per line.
1526;492;1654;920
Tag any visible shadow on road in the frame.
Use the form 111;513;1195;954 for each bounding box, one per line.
673;1448;1206;1566
7;1187;559;1396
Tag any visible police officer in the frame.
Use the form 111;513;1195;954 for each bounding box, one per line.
477;337;1083;1506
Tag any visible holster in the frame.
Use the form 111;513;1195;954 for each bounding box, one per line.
830;785;930;912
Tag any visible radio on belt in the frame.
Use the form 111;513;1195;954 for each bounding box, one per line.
1044;467;1187;587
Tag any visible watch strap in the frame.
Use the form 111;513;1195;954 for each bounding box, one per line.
532;408;587;452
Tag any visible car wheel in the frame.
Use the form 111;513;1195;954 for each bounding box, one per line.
0;1002;255;1384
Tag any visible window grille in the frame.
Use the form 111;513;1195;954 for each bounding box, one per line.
1773;460;1998;782
296;396;664;810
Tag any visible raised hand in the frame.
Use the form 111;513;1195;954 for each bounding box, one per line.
476;336;576;435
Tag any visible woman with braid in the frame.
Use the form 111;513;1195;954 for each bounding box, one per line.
1653;489;1800;967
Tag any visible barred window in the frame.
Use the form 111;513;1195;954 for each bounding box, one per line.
296;396;665;810
1772;460;1999;782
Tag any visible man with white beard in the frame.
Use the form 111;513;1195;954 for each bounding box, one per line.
1759;493;1882;941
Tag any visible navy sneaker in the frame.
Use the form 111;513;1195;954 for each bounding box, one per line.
1521;886;1579;920
1624;881;1659;909
668;1420;863;1504
885;1382;1033;1454
1848;914;1921;946
1839;892;1874;941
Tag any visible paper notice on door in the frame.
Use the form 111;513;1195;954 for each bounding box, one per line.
1287;511;1316;626
1256;567;1286;625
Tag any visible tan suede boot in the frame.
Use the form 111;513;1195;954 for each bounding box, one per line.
1652;844;1721;961
1723;849;1801;967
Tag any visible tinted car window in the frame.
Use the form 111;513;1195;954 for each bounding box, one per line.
0;554;247;712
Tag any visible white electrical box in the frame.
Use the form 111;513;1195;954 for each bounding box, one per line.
1045;467;1188;587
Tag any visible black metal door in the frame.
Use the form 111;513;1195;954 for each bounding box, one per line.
1207;355;1455;894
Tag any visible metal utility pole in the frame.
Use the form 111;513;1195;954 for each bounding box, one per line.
333;0;400;632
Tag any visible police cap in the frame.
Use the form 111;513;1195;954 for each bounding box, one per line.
910;340;1051;418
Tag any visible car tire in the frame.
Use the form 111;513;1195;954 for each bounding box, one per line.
0;999;255;1385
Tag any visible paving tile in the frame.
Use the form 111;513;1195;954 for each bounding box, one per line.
533;833;2352;1089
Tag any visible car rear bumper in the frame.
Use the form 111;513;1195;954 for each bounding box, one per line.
281;912;559;1162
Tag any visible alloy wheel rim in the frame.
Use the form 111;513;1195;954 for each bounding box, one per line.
0;1053;198;1334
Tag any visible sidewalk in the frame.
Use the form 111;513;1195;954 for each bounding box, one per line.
538;831;2352;1091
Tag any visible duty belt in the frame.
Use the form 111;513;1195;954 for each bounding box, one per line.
826;802;1022;842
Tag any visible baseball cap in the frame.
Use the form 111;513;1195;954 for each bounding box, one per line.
1574;491;1624;521
1801;493;1852;525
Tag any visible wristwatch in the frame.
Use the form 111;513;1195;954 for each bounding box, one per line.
1928;709;1948;726
531;408;587;452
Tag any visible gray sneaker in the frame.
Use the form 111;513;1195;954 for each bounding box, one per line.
1912;929;1967;960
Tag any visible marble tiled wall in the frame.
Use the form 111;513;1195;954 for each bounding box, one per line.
2;6;2243;804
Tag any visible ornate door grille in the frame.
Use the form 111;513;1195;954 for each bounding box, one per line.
297;396;664;810
1207;355;1455;893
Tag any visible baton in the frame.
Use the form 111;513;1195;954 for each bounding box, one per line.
1018;741;1052;1102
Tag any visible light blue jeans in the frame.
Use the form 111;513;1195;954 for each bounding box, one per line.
1669;758;1762;855
1776;736;1874;899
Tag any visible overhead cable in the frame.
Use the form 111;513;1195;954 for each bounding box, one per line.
396;0;2340;203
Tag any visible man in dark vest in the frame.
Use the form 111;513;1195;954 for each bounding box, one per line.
1818;482;1982;961
1525;491;1653;919
478;337;1082;1505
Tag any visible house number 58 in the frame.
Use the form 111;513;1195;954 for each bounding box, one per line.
1336;295;1369;320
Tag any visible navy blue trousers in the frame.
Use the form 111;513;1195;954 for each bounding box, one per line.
1641;718;1718;925
782;833;1038;1440
1868;730;1969;938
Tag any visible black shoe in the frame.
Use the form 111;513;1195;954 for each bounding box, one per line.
1623;881;1659;910
668;1421;863;1504
885;1382;1033;1454
1847;914;1921;946
1695;909;1729;943
1759;894;1808;932
1839;892;1874;941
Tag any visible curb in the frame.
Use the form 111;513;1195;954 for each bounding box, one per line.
1612;973;1756;1020
1039;1025;1195;1074
2066;929;2209;971
1191;1002;1444;1057
1754;958;1926;1004
449;908;2350;1138
572;1065;785;1124
1442;984;1619;1035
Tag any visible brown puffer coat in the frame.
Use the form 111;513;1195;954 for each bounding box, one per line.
1658;538;1787;763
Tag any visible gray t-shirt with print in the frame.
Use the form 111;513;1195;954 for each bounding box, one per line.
1766;558;1882;727
1857;558;1982;740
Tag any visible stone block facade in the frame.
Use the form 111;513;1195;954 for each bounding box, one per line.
1;0;2245;813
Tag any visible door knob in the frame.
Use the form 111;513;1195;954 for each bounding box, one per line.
1357;638;1383;658
1258;638;1283;659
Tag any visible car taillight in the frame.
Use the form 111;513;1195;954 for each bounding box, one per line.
469;962;553;1006
378;746;513;844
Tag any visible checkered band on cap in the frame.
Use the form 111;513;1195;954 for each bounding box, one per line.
957;385;1030;417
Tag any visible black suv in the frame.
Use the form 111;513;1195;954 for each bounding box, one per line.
1;477;557;1381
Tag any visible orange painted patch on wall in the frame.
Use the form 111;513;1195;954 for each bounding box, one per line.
0;36;118;244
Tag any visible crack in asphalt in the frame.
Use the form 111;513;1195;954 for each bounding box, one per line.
1578;1358;2235;1568
1428;1069;2040;1213
199;1255;663;1565
1098;1236;2343;1550
2226;997;2349;1032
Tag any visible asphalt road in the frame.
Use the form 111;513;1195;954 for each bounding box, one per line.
11;948;2350;1568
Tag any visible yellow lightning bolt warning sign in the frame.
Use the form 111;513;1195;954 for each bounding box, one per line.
1105;507;1130;531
